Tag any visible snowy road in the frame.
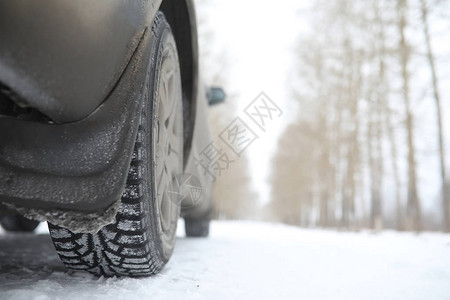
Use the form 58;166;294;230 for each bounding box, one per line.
1;221;450;300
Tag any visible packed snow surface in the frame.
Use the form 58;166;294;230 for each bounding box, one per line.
1;221;450;300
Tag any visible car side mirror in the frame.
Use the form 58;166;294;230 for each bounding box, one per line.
207;87;226;106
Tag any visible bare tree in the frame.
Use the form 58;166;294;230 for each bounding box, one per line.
341;39;363;229
398;0;421;231
420;0;448;232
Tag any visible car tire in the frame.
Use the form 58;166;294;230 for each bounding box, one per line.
185;218;210;237
48;12;184;277
0;214;40;232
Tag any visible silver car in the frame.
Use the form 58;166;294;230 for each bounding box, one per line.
0;0;221;277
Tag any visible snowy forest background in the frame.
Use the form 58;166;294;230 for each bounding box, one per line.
195;0;450;232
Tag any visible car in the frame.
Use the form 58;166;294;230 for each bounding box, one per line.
0;0;224;277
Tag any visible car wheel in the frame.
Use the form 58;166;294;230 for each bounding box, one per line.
185;218;210;238
0;214;40;232
48;12;183;277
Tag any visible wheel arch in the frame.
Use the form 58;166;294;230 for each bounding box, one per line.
159;0;199;165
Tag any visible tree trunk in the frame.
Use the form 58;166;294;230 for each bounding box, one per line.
385;103;403;230
368;104;382;231
398;0;421;231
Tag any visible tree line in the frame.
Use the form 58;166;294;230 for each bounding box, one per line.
270;0;449;232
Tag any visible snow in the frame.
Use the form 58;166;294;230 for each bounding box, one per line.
1;221;450;300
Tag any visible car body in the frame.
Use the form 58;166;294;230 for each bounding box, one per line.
0;1;214;237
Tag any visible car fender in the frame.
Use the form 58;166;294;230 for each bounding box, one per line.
0;0;162;123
